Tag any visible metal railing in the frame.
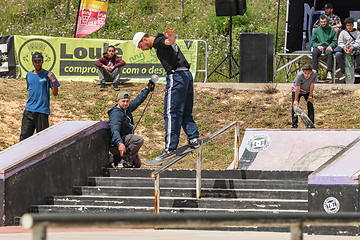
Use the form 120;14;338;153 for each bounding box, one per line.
195;40;208;83
21;212;360;240
150;121;244;213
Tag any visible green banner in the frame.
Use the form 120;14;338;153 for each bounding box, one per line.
14;35;198;82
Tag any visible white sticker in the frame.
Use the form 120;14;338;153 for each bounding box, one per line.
246;134;271;152
323;197;340;214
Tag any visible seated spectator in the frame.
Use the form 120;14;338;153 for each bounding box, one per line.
334;17;360;80
313;3;342;38
311;14;337;80
94;45;126;91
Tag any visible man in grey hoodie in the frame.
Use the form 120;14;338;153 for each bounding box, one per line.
334;17;360;80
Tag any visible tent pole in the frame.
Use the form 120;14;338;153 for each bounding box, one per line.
283;0;290;53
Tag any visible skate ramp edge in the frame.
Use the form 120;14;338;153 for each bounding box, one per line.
0;121;110;226
228;128;360;175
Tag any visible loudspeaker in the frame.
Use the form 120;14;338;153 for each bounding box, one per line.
239;33;274;83
215;0;247;16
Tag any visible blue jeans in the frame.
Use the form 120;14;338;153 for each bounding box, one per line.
312;47;333;72
164;70;199;150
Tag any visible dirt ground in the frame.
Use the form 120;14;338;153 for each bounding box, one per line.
1;78;360;168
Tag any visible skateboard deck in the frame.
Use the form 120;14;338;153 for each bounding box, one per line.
94;78;131;83
345;53;355;84
293;105;315;129
144;142;202;166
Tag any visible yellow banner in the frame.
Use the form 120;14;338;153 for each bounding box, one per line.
14;35;198;82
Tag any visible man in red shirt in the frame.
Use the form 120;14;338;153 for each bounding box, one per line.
313;3;342;37
94;45;126;91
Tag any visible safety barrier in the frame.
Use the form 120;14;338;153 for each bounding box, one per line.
21;212;360;240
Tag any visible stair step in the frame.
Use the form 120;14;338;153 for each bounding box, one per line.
45;195;307;210
31;204;307;214
73;186;308;199
106;169;310;180
89;177;308;190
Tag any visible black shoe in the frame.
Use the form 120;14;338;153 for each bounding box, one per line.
154;149;176;162
122;161;135;168
99;81;105;91
112;81;120;91
188;138;202;148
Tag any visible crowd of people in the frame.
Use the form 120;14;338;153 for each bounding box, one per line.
311;3;360;80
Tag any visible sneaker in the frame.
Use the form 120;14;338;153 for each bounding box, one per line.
112;81;120;91
326;72;332;80
122;161;135;168
339;74;346;81
154;149;176;162
99;81;105;91
188;138;202;148
355;72;360;78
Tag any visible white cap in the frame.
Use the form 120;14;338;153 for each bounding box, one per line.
133;32;145;52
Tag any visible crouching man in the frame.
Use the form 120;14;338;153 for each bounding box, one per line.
108;81;155;168
94;45;126;91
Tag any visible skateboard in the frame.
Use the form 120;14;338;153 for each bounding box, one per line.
144;142;202;166
94;78;131;83
293;105;315;128
345;53;355;84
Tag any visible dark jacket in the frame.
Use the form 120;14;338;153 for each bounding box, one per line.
94;52;126;69
311;15;337;49
108;88;150;146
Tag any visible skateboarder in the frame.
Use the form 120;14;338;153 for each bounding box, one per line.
94;45;126;91
291;64;318;129
133;28;201;161
108;81;155;168
20;52;60;141
334;17;360;81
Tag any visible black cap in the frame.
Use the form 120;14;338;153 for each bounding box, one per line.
32;52;43;61
324;3;333;9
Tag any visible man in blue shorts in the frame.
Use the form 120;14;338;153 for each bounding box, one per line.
20;52;60;141
133;28;201;160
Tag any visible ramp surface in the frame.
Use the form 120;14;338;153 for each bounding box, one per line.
228;129;360;171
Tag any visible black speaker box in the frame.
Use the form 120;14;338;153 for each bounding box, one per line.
239;33;274;83
215;0;247;16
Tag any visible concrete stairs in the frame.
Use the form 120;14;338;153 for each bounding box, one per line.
30;169;309;231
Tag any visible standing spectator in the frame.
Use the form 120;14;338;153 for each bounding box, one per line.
313;3;342;37
133;28;201;161
311;15;337;80
20;52;60;141
334;17;360;80
292;64;318;129
94;45;126;91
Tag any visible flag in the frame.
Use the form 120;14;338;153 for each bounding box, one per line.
0;35;16;78
74;0;109;38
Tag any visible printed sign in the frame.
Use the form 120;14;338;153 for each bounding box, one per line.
75;0;109;38
14;35;198;82
0;35;16;78
246;134;271;152
323;197;340;214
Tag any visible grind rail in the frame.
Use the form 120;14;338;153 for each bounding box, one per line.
21;212;360;240
150;121;244;213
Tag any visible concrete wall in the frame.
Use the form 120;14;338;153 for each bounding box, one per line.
0;121;110;226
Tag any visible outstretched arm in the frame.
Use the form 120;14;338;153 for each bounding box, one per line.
164;28;176;45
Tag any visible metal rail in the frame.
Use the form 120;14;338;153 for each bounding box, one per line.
21;212;360;240
151;121;244;213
